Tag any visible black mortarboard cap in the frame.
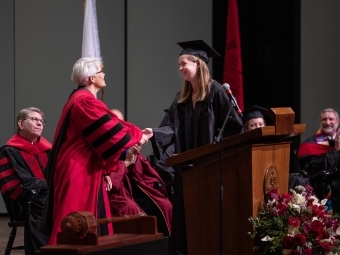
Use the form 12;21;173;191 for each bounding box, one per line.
242;105;268;124
177;40;221;64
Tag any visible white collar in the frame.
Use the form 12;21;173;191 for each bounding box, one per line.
328;134;336;140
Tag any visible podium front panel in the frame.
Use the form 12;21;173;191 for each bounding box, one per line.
181;142;290;255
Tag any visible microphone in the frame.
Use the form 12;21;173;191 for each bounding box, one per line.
222;83;243;117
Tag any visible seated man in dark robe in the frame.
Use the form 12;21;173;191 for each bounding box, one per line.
0;107;51;255
298;108;340;213
108;109;172;236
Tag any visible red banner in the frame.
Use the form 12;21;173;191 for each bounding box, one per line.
223;0;244;111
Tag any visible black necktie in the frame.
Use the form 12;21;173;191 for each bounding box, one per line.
329;138;335;147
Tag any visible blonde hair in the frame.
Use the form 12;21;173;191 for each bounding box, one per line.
177;55;212;103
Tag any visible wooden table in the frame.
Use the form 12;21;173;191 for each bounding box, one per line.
37;233;169;255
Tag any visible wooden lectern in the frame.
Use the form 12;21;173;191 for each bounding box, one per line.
166;108;305;255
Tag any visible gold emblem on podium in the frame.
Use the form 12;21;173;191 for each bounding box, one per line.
264;164;280;193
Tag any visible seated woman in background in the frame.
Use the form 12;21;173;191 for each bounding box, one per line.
108;109;172;237
242;105;268;131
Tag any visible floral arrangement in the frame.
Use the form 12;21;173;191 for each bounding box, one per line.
248;185;340;255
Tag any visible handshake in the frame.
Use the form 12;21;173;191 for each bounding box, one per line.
139;128;153;146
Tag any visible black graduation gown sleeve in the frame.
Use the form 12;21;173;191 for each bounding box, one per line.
212;82;243;138
299;149;340;174
150;97;177;160
150;109;176;182
298;135;340;174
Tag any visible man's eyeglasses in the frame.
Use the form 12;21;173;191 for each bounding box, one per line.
96;69;104;74
22;117;46;125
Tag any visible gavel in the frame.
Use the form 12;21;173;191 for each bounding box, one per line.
60;211;145;238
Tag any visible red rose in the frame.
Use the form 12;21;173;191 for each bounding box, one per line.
311;220;323;234
315;233;322;241
288;217;301;227
266;189;279;201
311;204;327;217
294;233;306;246
281;193;292;199
318;241;331;252
280;193;293;204
322;230;330;239
276;202;288;216
302;224;312;235
282;235;294;249
301;248;313;255
300;215;309;224
269;202;288;216
290;250;299;255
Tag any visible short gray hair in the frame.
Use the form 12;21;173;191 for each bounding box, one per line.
71;57;103;86
320;108;339;120
16;107;44;133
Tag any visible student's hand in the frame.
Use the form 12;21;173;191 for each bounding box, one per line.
143;128;153;139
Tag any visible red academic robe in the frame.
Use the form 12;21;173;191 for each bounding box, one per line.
128;154;172;235
0;134;51;199
109;154;172;236
109;162;143;215
48;90;142;245
0;134;51;254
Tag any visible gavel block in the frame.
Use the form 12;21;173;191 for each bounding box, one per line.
57;232;99;245
56;211;156;245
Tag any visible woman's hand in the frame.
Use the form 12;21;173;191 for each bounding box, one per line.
104;175;112;191
124;146;138;167
132;144;142;153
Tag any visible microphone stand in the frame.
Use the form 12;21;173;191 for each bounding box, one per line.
214;104;233;255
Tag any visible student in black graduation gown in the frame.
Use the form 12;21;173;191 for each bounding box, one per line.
242;105;268;131
144;40;243;255
242;105;311;193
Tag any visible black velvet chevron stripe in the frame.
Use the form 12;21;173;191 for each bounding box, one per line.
82;114;112;137
92;122;124;148
101;133;131;160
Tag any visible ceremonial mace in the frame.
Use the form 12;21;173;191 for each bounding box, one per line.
60;211;145;239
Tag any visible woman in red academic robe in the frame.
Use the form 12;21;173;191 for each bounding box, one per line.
41;57;151;245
